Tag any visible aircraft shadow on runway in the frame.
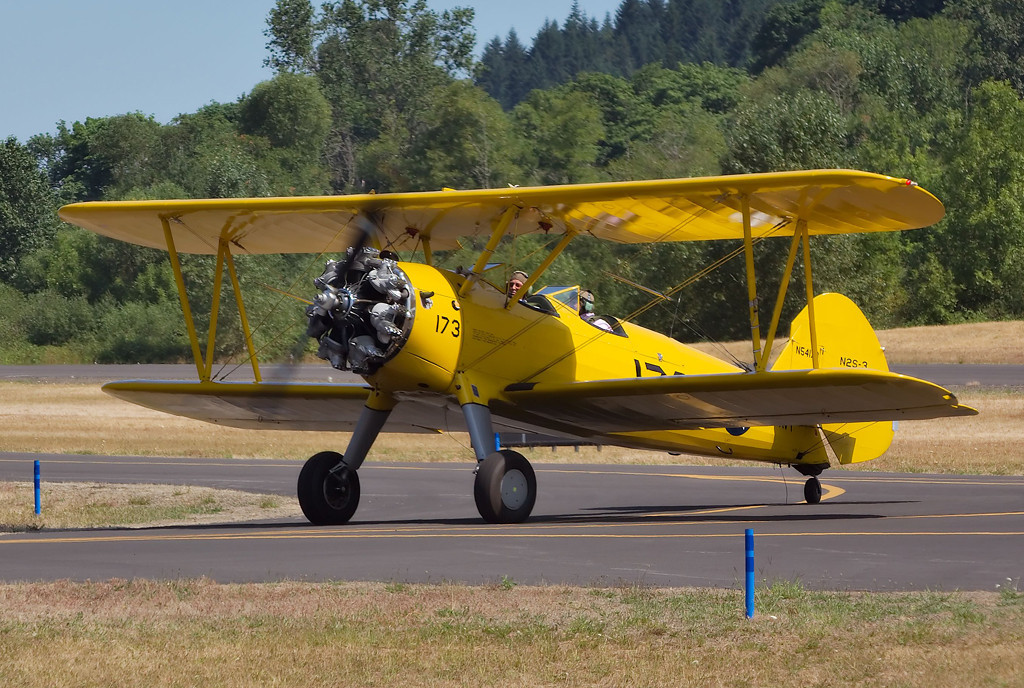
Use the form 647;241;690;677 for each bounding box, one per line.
17;500;923;536
567;501;916;523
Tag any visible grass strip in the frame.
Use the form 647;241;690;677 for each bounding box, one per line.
0;482;299;531
1;383;1021;475
0;579;1021;687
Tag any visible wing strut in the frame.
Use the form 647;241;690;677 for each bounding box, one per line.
801;219;820;368
758;229;802;371
459;205;519;297
740;195;822;372
159;217;263;383
506;227;579;309
748;218;821;372
421;237;433;266
220;238;263;382
741;195;764;370
162;217;206;380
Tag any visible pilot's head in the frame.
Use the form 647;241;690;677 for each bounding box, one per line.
579;289;595;314
508;270;528;296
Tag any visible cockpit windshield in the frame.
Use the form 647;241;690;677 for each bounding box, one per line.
535;286;579;311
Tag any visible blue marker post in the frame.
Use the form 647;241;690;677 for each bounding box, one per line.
33;459;41;515
744;528;754;618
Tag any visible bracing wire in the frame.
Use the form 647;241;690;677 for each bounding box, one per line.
212;220;365;381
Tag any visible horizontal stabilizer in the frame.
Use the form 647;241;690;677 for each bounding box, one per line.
823;421;896;465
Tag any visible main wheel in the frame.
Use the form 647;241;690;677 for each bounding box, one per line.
297;451;361;525
803;476;822;505
473;450;537;524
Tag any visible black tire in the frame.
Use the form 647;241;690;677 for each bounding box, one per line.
297;451;360;525
473;450;537;524
804;476;822;505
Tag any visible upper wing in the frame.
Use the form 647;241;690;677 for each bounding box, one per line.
496;369;976;434
58;170;944;255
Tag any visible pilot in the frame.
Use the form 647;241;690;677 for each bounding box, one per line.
507;270;528;298
579;289;612;331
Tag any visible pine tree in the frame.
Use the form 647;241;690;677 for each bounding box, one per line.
477;37;509;106
474;0;789;108
529;20;569;90
615;0;666;72
502;31;533;108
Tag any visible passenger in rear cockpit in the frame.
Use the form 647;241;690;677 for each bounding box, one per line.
579;289;612;331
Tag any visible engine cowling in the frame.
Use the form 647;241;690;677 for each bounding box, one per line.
305;249;462;393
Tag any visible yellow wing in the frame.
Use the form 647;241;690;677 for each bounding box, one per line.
58;169;944;255
102;380;464;433
498;369;976;434
102;381;376;431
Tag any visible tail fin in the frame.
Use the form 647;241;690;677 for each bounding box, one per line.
772;293;894;465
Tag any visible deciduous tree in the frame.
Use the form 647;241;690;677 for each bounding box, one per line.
0;138;60;285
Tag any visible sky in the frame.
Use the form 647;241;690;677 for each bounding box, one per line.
1;0;624;143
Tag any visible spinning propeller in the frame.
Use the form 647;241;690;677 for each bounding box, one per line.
303;215;414;375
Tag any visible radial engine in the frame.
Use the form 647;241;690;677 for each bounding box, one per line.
305;248;414;375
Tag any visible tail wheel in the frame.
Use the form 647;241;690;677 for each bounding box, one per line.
297;451;361;525
804;476;822;505
474;450;537;524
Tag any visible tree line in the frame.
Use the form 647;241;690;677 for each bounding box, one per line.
2;0;1024;365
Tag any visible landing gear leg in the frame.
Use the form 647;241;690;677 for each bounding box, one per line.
462;402;537;523
297;404;390;525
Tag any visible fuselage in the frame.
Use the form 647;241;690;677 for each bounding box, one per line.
364;262;829;467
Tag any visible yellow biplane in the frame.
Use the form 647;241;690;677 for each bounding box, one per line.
59;169;976;524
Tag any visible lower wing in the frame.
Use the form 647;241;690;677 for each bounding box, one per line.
104;369;975;438
101;380;446;432
497;369;976;434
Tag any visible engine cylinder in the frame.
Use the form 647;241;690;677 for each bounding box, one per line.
306;248;414;375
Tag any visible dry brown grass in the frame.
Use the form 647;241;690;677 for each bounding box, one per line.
881;389;1024;474
691;319;1024;365
0;481;299;531
0;579;1020;687
878;320;1024;364
1;319;1018;465
1;381;1021;474
0;380;464;462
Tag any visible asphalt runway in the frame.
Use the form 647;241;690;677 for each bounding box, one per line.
1;453;1021;591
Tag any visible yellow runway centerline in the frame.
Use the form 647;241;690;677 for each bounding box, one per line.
3;528;1023;546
